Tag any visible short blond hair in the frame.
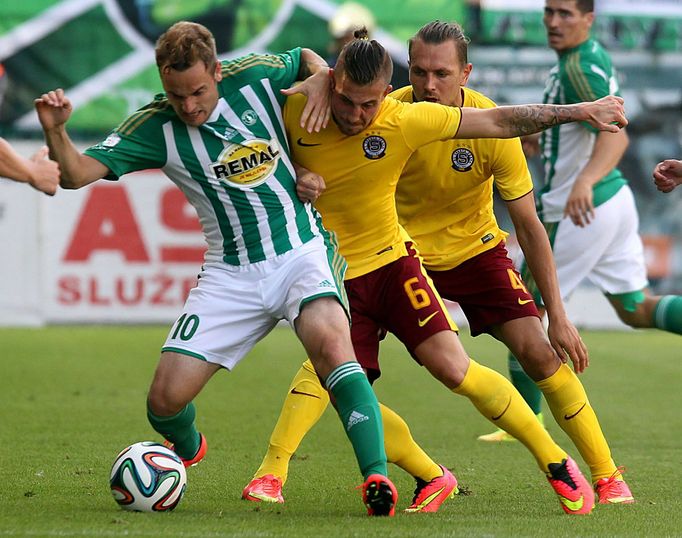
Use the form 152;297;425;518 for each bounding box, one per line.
155;21;217;73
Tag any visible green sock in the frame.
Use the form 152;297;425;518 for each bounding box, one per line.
653;296;682;335
508;353;543;415
324;362;387;479
147;401;200;460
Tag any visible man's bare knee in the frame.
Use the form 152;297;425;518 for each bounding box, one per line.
515;341;560;380
147;380;187;416
415;331;470;389
147;352;219;416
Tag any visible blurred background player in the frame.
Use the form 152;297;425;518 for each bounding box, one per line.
481;0;680;501
0;137;59;195
326;2;409;87
242;28;628;515
327;2;376;66
653;159;682;193
34;21;397;517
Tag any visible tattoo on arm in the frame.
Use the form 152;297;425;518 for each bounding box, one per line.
501;105;577;136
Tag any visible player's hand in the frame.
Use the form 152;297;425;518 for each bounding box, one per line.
582;95;627;133
295;166;326;204
547;316;589;374
27;146;60;196
564;178;594;227
34;88;73;131
281;68;331;133
652;159;682;193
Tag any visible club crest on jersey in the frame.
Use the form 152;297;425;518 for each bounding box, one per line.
211;139;280;189
241;109;258;126
362;135;386;160
451;147;474;171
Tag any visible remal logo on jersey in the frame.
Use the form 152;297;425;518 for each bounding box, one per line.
362;135;386;160
451;147;474;171
212;139;280;189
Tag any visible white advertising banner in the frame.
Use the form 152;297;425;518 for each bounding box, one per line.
42;171;205;323
0;178;42;325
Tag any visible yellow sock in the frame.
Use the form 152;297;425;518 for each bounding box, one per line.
380;403;441;482
537;364;617;482
254;359;329;484
454;359;566;472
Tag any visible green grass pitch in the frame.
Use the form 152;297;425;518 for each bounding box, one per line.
1;326;680;537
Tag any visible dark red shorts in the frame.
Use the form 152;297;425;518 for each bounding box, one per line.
345;243;456;382
427;241;539;337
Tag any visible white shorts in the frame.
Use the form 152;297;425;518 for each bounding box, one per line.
546;185;648;299
161;236;348;370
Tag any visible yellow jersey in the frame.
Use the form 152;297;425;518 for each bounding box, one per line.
284;93;461;279
391;86;532;271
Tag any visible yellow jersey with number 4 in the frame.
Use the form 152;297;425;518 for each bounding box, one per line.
284;93;461;279
391;86;533;271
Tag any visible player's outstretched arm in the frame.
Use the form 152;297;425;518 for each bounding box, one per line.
34;88;109;189
0;138;60;195
507;193;588;373
652;159;682;193
281;48;331;133
457;95;627;139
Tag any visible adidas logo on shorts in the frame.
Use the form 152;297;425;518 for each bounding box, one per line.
318;279;334;288
347;410;369;430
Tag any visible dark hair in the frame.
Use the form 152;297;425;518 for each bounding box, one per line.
575;0;594;13
155;21;217;73
335;28;393;84
408;20;470;65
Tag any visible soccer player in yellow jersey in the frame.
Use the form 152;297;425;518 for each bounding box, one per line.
242;27;626;515
394;21;631;504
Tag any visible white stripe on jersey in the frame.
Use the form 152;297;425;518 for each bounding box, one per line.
162;122;239;264
240;83;312;249
214;97;280;259
250;78;323;239
186;124;252;265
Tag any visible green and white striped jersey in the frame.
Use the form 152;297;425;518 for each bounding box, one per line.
539;38;627;222
85;49;328;266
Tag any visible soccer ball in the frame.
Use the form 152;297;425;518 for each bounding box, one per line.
110;441;187;512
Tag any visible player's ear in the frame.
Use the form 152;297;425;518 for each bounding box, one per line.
461;63;473;86
214;60;222;82
384;84;393;97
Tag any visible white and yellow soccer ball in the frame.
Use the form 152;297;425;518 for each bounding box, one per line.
110;441;187;512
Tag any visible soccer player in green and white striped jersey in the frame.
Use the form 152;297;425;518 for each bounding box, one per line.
485;0;680;504
35;21;397;516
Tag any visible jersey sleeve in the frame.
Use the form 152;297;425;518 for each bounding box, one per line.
490;137;533;200
231;49;302;109
398;101;461;151
84;104;167;180
561;51;619;133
